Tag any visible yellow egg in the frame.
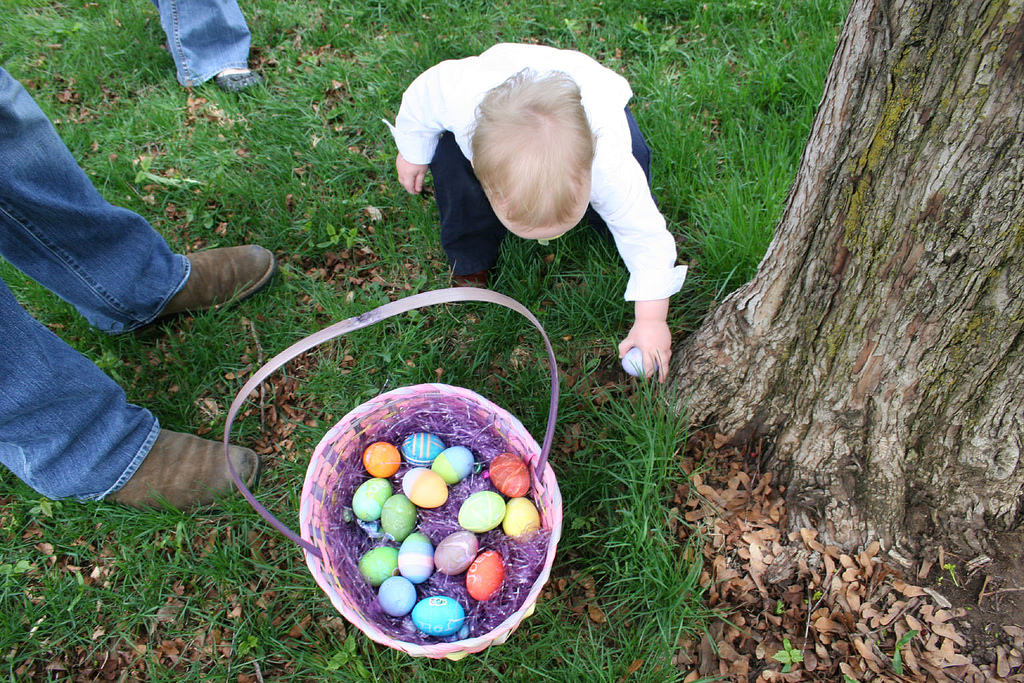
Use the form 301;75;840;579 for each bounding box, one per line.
502;497;540;538
401;467;449;509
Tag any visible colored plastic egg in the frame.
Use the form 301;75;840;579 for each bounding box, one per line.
401;432;446;467
502;497;541;538
433;530;479;575
458;491;506;533
411;595;465;637
402;467;449;508
378;575;417;617
352;478;392;521
398;532;435;584
363;441;401;478
358;546;399;587
431;446;475;485
466;550;505;601
489;453;530;498
380;494;417;542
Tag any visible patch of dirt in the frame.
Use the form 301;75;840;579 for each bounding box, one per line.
671;434;1024;682
916;531;1024;677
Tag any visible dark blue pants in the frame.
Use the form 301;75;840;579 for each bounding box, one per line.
429;107;654;276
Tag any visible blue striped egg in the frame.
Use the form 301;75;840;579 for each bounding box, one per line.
401;432;446;467
398;532;435;584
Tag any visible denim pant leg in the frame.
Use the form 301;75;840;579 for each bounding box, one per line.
0;280;160;500
151;0;252;86
430;132;508;276
0;68;178;499
583;107;655;234
0;67;189;334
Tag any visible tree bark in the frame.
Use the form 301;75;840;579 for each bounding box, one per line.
671;0;1024;553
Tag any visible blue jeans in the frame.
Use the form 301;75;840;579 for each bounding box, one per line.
0;67;189;499
152;0;253;86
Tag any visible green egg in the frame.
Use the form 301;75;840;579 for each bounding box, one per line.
380;494;417;542
431;446;475;485
358;546;399;586
352;478;392;521
458;491;506;533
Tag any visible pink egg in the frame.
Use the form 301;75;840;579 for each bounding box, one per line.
466;549;505;601
433;531;478;575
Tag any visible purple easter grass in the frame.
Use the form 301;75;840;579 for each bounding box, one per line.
321;393;552;645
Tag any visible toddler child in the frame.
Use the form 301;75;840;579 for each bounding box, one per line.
386;43;687;381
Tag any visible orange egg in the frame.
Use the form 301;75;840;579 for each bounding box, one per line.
489;453;530;498
363;442;401;478
466;550;505;601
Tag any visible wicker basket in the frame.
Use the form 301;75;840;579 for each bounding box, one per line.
224;288;561;659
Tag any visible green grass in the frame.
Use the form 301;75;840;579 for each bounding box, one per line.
1;0;847;679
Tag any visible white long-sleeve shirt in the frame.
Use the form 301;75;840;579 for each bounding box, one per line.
387;43;687;302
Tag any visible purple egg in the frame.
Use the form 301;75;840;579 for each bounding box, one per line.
433;530;479;575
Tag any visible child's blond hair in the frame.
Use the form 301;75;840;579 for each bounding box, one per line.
471;70;595;230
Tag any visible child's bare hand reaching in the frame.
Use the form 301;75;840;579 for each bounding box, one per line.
396;152;429;194
618;299;671;382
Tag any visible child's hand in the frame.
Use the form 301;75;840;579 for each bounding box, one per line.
396;153;429;194
618;299;671;382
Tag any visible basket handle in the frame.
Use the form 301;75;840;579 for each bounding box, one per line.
223;287;560;558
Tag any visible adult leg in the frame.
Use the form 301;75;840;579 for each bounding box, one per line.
0;69;263;506
0;67;188;334
0;281;260;505
151;0;253;86
0;279;158;500
584;107;654;234
430;132;507;277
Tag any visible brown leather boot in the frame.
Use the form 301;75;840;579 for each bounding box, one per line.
452;269;489;288
157;245;277;321
108;429;261;509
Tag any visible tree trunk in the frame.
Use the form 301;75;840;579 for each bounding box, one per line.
671;0;1024;553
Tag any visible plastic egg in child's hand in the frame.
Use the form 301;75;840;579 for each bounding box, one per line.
622;346;659;378
363;441;401;478
433;530;478;575
488;452;530;497
502;496;541;538
378;575;417;617
458;491;506;533
466;550;505;601
411;595;465;637
352;478;392;521
402;432;446;467
431;446;475;485
398;532;434;584
380;494;417;542
402;467;449;508
358;546;399;586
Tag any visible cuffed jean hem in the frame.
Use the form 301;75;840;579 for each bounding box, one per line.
178;60;250;88
79;418;162;501
110;256;191;334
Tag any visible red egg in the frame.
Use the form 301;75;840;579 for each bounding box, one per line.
466;550;505;601
488;453;530;497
